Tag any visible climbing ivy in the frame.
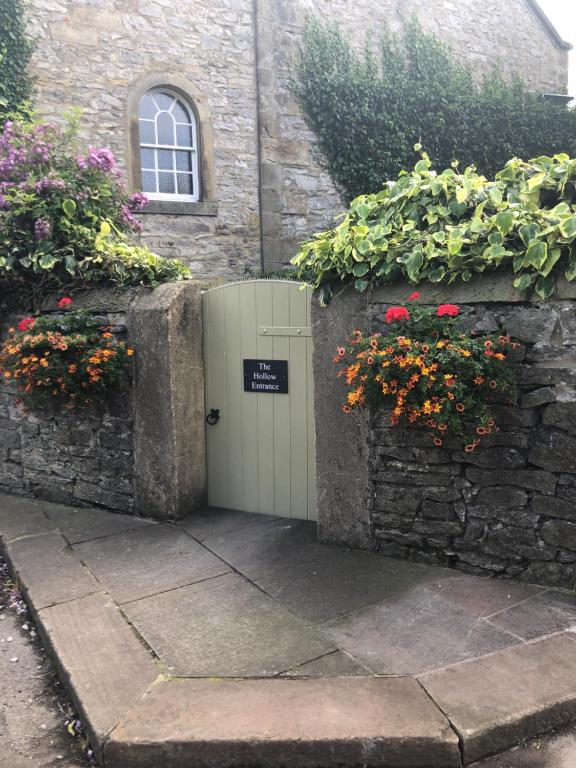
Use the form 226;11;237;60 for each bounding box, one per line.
0;0;34;122
292;17;576;203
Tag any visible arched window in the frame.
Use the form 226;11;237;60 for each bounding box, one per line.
138;89;199;202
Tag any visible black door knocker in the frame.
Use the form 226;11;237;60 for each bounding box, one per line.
206;408;220;425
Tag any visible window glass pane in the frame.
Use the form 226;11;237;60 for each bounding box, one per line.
139;120;155;144
177;173;193;195
157;112;175;145
140;148;155;169
176;123;192;147
157;149;174;170
175;150;192;171
154;92;174;111
139;94;157;120
142;171;156;193
172;100;190;123
158;172;175;194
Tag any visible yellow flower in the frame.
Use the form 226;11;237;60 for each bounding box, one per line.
126;348;134;357
40;359;49;368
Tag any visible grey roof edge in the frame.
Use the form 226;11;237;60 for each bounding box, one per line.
525;0;573;50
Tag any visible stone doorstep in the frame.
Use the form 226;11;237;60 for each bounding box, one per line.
420;632;576;765
104;676;461;768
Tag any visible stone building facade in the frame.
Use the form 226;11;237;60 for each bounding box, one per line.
27;0;570;279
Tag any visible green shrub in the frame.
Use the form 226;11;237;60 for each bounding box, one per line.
0;0;34;122
0;117;190;307
292;149;576;300
292;17;576;203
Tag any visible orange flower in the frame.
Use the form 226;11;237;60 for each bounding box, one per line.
489;380;497;389
433;437;443;447
421;344;430;353
126;348;134;357
456;403;465;412
477;427;487;435
464;443;476;452
102;332;113;339
337;347;345;357
342;405;351;413
367;356;374;365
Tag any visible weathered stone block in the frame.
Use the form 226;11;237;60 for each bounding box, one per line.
532;494;576;521
529;428;576;475
421;501;454;520
520;387;556;409
542;402;576;434
540;519;576;551
375;485;421;514
452;447;526;469
475;486;528;508
466;467;557;494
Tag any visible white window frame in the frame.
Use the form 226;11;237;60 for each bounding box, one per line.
138;89;200;202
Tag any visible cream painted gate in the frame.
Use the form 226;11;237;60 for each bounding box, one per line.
202;279;316;520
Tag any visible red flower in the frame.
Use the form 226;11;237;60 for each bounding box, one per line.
408;291;420;301
385;306;410;324
437;303;460;317
58;297;73;308
17;317;35;332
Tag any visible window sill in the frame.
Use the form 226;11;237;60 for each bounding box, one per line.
142;200;218;217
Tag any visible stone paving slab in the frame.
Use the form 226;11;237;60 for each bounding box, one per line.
0;492;57;542
420;633;576;764
427;575;545;618
178;506;278;540
255;550;428;623
36;592;159;764
122;572;335;676
201;518;342;580
488;590;576;639
323;586;520;674
41;501;156;545
280;650;369;677
73;523;230;604
4;531;100;611
105;676;461;768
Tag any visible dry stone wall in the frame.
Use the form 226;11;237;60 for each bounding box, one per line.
0;295;136;513
313;276;576;589
26;0;568;277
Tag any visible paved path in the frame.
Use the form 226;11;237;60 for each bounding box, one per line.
2;492;576;767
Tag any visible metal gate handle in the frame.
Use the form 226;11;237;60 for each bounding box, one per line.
206;408;220;425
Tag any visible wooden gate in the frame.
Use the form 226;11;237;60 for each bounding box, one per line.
202;279;316;521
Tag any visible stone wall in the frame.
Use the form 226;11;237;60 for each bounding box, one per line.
313;276;576;589
0;282;206;521
0;301;135;513
26;0;569;278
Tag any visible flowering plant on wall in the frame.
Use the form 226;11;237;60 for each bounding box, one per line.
0;114;189;307
0;297;134;411
334;293;517;450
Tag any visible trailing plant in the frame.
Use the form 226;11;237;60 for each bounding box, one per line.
293;148;576;300
334;293;517;449
0;0;34;123
0;116;190;307
0;297;134;410
292;16;576;203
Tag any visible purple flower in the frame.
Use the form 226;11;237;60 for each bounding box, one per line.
34;218;51;240
35;176;66;193
127;191;148;212
120;204;143;232
0;194;9;210
80;146;118;174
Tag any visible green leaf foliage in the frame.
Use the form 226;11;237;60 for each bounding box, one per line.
291;17;576;203
0;0;34;122
292;151;576;297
